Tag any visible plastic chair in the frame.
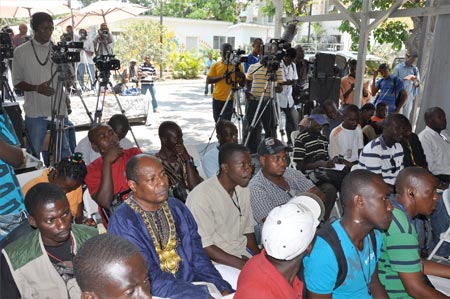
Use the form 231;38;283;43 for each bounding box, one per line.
289;130;300;169
428;188;450;260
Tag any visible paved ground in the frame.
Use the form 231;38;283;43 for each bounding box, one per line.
75;78;219;153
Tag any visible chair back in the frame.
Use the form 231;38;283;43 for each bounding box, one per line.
443;188;450;217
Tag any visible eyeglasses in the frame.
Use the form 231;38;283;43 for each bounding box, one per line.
390;157;397;174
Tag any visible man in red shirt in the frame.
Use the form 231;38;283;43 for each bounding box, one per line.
235;193;323;299
85;123;141;222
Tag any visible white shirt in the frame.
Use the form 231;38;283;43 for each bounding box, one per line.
418;126;450;176
278;60;298;108
76;37;95;65
329;124;364;162
200;143;219;179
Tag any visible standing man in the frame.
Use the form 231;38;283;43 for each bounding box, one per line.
340;60;370;106
12;12;71;160
76;28;95;91
303;170;392;299
378;167;450;298
187;143;260;288
279;47;299;145
207;43;245;122
94;23;113;56
138;55;159;113
12;23;28;48
243;38;263;73
371;63;407;115
392;52;420;120
204;52;215;95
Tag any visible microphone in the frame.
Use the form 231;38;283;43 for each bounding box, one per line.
281;21;298;44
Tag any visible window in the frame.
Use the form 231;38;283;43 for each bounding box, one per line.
213;36;226;49
227;37;235;49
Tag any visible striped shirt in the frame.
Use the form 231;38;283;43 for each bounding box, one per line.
249;168;315;225
375;76;404;114
247;63;283;98
139;62;157;84
358;136;404;185
293;129;329;172
379;206;421;298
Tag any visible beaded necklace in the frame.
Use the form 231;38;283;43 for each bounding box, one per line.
30;39;52;66
126;198;181;275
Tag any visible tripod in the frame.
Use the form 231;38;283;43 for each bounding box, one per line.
244;68;284;148
93;69;140;149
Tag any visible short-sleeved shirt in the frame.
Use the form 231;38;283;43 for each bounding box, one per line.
186;176;255;259
235;249;303;299
248;168;315;225
85;147;142;196
418;126;450;176
278;60;298;108
378;205;421;299
246;63;283;98
358;136;404;185
243;53;260;73
293;129;329;173
329;124;364;163
303;220;382;299
139;62;157;84
375;76;404;114
209;61;244;101
200;144;219;179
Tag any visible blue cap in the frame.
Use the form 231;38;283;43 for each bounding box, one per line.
309;114;329;125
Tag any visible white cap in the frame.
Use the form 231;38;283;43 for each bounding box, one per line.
288;192;325;223
130;58;137;63
262;194;322;260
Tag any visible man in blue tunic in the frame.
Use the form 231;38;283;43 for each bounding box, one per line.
108;154;233;299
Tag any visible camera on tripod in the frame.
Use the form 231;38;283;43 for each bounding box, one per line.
51;42;83;64
94;55;120;72
101;30;109;39
225;49;248;66
0;32;14;60
261;39;286;72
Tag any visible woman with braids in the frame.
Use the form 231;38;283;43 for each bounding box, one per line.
22;152;91;224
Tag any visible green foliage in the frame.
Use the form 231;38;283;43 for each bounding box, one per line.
169;50;203;79
261;1;276;17
338;0;425;50
114;20;169;70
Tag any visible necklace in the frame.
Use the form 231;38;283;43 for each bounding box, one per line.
30;40;52;66
126;198;181;275
230;189;242;217
45;236;74;264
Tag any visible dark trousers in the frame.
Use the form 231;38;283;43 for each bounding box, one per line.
244;99;277;153
281;106;298;145
212;98;233;122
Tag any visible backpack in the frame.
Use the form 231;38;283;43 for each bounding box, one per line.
316;220;377;290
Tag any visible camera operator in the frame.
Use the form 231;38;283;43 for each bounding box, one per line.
243;38;263;73
94;23;114;56
12;12;71;160
76;28;95;90
206;43;245;122
279;48;299;144
244;55;283;153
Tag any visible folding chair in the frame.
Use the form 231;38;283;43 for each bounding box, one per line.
428;188;450;260
289;130;300;169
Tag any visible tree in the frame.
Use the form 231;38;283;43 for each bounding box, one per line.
339;0;425;52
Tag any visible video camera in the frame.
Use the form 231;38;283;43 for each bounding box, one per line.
261;39;285;72
225;49;248;66
51;42;83;64
94;54;120;72
0;32;14;60
100;30;109;40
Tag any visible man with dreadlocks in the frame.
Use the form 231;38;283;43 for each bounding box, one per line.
22;153;92;224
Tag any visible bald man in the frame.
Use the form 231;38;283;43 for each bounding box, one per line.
378;167;450;298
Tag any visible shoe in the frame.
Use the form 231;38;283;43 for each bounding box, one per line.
153;109;159;113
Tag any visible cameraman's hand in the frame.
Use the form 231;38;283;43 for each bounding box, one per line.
36;82;54;96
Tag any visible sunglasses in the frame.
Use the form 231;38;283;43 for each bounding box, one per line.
390;157;397;174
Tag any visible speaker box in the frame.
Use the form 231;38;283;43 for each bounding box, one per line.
2;102;25;148
308;77;340;106
315;53;336;79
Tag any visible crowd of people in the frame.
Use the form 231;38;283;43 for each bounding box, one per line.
0;11;450;299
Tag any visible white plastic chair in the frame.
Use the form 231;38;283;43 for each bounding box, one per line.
289;130;300;169
428;188;450;260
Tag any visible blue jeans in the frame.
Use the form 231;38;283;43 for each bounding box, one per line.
141;84;158;109
77;63;95;89
25;116;71;163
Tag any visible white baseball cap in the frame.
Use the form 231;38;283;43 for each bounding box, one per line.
262;194;322;260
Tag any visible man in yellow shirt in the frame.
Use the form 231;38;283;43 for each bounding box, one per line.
207;43;245;122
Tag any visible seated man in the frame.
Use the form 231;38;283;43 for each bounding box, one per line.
379;167;450;298
235;194;323;299
322;100;343;139
108;154;233;299
329;104;364;167
157;121;203;202
249;137;330;237
358;114;409;193
84;123;141;223
74;234;164;299
187;143;260;288
75;114;134;166
304;170;393;298
363;102;387;145
201;120;238;178
359;103;375;128
1;183;97;299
